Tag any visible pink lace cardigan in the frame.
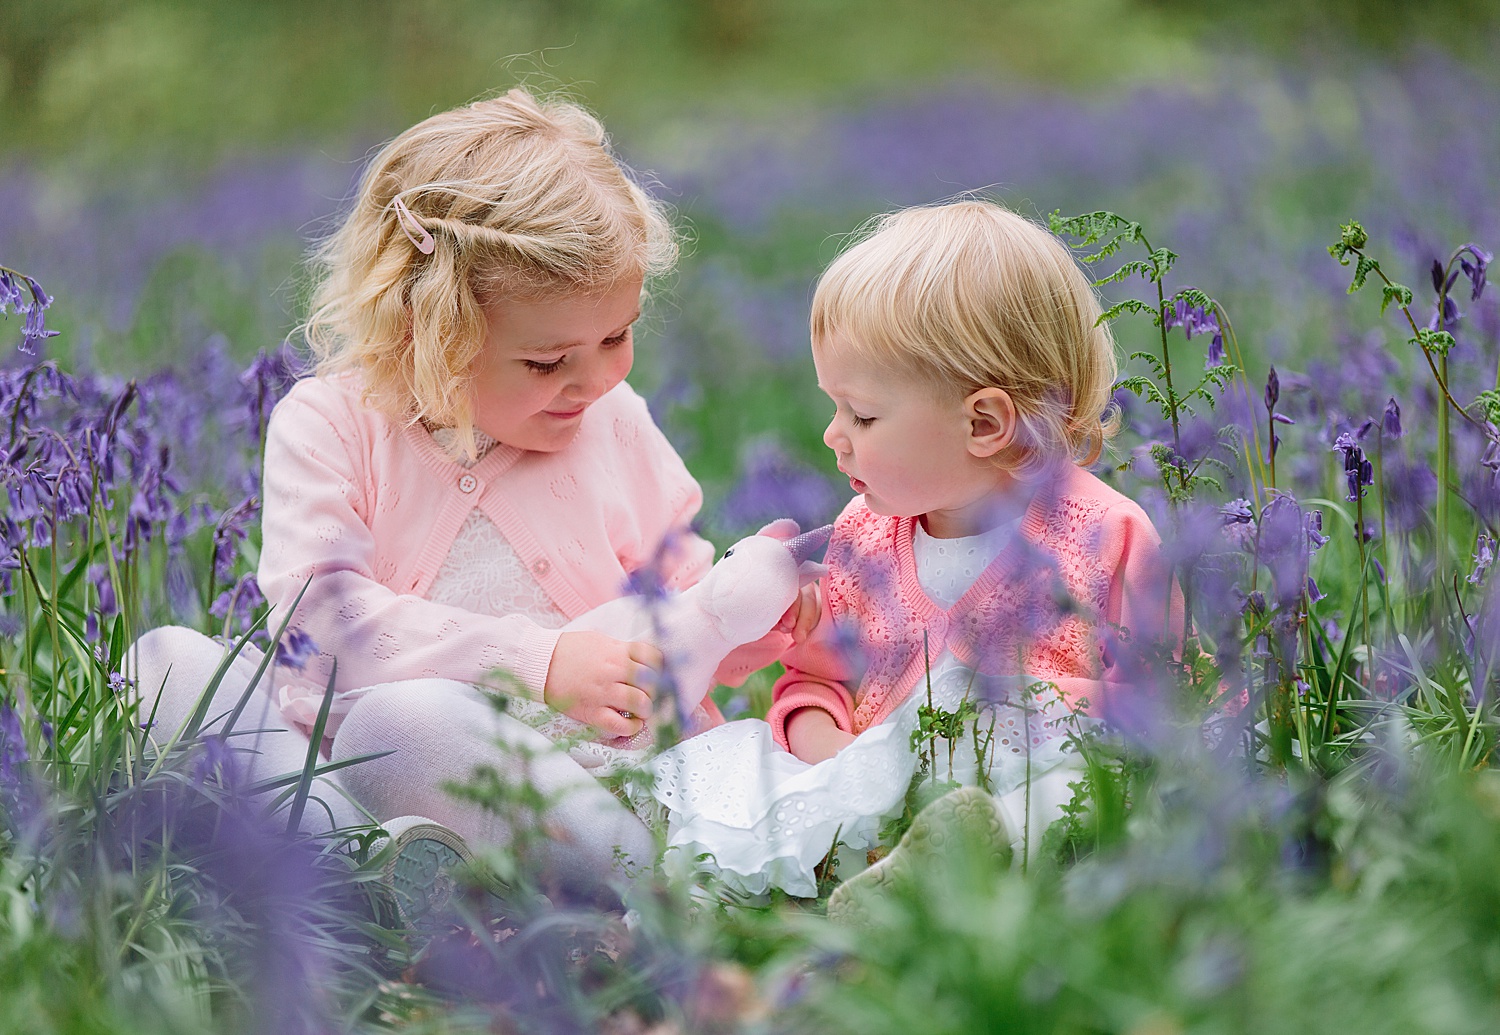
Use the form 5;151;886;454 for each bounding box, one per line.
259;374;765;736
766;463;1181;749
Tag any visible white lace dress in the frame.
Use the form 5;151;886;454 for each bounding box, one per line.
425;428;652;777
650;520;1080;898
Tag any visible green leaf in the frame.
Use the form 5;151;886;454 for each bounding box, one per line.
1413;328;1457;356
1095;259;1155;287
1349;254;1379;293
1380;283;1413;315
1099;298;1153;323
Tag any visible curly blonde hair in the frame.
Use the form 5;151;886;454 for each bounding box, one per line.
811;200;1119;474
301;88;678;453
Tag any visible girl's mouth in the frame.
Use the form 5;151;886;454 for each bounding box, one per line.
544;405;586;420
848;475;867;494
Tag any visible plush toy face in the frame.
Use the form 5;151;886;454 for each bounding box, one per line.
703;526;831;640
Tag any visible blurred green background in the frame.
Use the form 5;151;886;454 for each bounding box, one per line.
4;0;1499;537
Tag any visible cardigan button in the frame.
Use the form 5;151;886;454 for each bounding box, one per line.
530;558;551;578
457;473;478;494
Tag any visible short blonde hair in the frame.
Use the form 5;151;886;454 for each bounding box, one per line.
302;88;678;449
811;201;1119;473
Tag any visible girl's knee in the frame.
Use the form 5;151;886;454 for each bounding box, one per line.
333;679;480;757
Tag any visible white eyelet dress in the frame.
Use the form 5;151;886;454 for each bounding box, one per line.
651;518;1082;897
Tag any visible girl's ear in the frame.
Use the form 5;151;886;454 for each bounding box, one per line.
963;387;1017;458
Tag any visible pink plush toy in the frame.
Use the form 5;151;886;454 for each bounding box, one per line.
570;522;833;718
504;523;832;759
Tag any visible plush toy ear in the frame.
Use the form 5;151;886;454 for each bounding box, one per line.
796;560;828;586
756;517;801;540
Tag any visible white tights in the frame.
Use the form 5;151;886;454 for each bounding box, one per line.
131;626;654;893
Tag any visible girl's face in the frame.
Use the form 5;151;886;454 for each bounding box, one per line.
470;276;643;452
815;337;1013;539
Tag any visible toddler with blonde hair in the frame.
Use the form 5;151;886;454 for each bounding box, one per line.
653;200;1179;897
133;88;810;903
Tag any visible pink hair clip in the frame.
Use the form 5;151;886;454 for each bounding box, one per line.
392;196;436;255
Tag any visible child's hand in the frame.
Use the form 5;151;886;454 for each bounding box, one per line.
785;707;855;764
774;582;821;644
758;519;822;645
544;630;663;738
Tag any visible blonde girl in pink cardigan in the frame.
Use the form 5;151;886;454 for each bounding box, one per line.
133;89;809;901
653;201;1179;897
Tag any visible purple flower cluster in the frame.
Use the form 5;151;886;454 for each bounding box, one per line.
0;326;305;631
0;267;60;354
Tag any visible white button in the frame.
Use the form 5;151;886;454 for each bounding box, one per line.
458;473;478;494
531;558;551;578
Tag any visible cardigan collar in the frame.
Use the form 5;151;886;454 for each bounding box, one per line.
889;471;1061;624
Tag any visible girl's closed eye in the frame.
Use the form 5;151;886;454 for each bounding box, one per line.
850;413;876;428
524;329;631;375
524;355;568;374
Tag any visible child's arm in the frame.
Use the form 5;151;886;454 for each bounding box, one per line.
1041;498;1184;714
763;598;859;761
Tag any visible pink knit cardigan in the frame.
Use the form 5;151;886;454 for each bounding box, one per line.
259;374;748;736
766;463;1180;750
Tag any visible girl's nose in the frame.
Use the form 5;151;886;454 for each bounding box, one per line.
822;416;844;453
569;349;615;403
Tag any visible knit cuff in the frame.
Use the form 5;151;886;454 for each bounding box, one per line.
511;625;564;703
767;691;852;752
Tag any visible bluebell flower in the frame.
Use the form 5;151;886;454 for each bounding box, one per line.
88;564;118;617
1383;397;1403;438
1304;509;1329;551
0;269;61;354
717;439;841;536
274;628;320;672
1332;433;1374;502
0;699;28;788
239;342;304;441
1468;534;1495;585
210;574;266;633
212;495;260;582
1457;243;1491;301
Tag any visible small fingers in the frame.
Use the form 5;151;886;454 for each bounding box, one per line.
626;642;664;700
596;708;639;738
792;584;821;643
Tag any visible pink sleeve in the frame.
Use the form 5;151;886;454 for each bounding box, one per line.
764;597;858;750
258;389;562;708
1058;499;1183;715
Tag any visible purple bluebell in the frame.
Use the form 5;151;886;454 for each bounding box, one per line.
717;439;841;537
210;574;266;633
191;734;239;789
1306;576;1324;603
1383;397;1403;438
1264;366;1280;411
1384;459;1438;533
1220;498;1255;551
88;564;118;617
1457;244;1491;301
1469;534;1495;585
1428;294;1462;333
0;698;26;784
1163;293;1225;367
212;495;260;583
1305;509;1329;551
1332;433;1374;503
1257;494;1309;609
274;628;320;672
0;269;60;354
239;342;304;440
